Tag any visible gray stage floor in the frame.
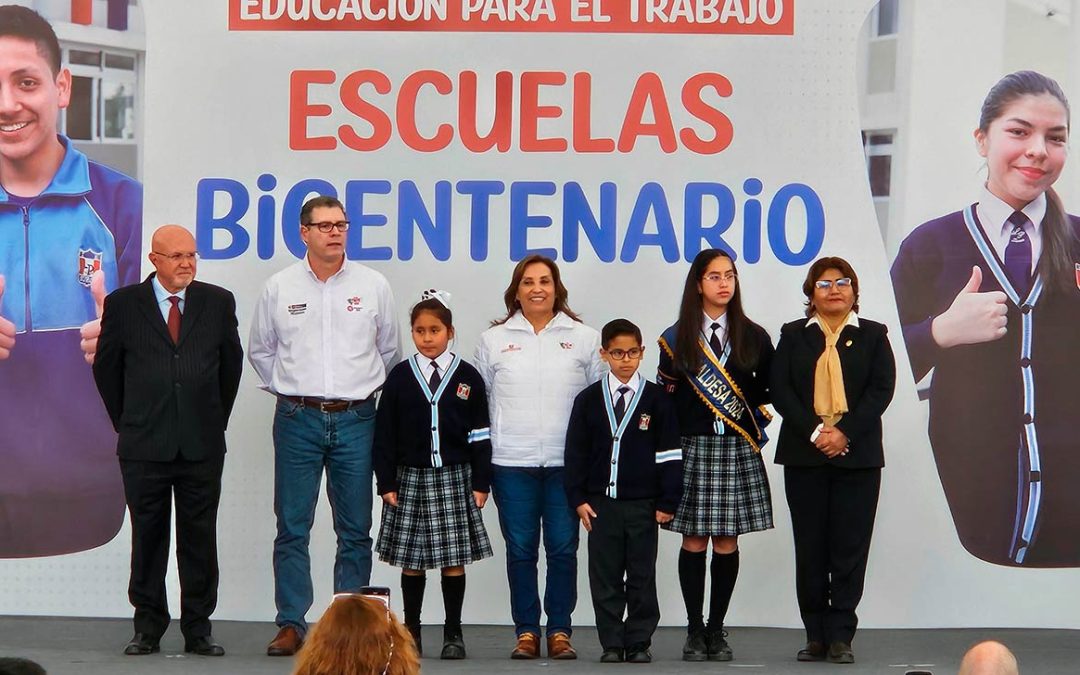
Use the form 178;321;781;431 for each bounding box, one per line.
0;617;1073;674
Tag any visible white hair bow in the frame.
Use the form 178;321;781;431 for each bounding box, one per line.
420;288;452;309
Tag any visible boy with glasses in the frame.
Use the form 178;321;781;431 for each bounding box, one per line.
563;318;683;664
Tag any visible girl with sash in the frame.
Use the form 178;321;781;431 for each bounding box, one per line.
657;248;774;663
891;71;1080;567
373;290;493;660
771;257;895;664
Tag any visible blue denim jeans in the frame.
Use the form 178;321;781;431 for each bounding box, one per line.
272;398;376;632
491;465;579;637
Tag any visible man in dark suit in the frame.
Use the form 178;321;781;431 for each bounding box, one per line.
93;224;243;657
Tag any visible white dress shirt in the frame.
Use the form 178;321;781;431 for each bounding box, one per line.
702;311;728;350
419;349;454;385
151;275;185;322
248;257;400;400
976;187;1045;275
608;371;641;408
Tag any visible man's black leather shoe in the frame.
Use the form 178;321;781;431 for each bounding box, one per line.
123;633;160;656
185;635;226;656
827;641;854;664
797;641;827;661
600;647;624;663
625;644;652;663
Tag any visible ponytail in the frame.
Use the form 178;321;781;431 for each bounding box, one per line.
1038;187;1079;295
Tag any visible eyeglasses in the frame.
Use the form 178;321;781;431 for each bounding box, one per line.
606;348;643;360
702;272;737;283
304;221;350;233
814;278;853;290
152;251;199;263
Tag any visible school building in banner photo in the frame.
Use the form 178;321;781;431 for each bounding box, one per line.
9;0;145;179
857;0;1080;258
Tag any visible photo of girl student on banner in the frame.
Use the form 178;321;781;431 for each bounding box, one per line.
890;71;1080;568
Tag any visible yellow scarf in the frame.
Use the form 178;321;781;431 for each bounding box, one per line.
813;313;849;426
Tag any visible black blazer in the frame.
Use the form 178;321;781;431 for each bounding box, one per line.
93;275;244;462
770;317;895;468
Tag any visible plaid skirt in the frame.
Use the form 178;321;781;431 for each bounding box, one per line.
376;464;493;570
663;435;774;536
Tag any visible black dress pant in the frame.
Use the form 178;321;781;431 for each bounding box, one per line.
587;496;660;650
120;455;224;640
783;465;880;645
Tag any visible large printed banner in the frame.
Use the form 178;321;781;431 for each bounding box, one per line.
3;0;1080;628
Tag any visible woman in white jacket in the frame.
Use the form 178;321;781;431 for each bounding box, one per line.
474;254;604;660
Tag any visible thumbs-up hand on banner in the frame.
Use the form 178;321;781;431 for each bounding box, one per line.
80;270;108;365
0;274;15;360
930;265;1009;349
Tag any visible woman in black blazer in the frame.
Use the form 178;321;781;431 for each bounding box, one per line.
770;257;895;665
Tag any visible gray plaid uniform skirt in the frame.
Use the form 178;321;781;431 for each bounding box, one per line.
663;434;773;536
376;464;493;570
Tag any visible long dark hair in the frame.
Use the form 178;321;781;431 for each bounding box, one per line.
491;254;582;326
673;249;763;373
980;70;1076;294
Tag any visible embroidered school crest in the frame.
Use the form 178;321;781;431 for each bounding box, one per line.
77;248;103;287
1075;263;1080;289
559;342;574;350
638;414;651;431
456;383;471;400
346;296;363;312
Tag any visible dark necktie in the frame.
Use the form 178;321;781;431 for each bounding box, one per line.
709;321;724;357
429;360;441;390
1004;211;1033;297
167;296;181;344
613;385;631;423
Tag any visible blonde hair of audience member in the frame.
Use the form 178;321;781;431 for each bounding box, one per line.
958;641;1019;675
292;595;420;675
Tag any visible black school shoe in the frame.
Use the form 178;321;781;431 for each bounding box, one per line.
600;647;624;663
706;627;733;661
827;641;855;664
440;626;466;660
682;627;708;661
625;643;652;663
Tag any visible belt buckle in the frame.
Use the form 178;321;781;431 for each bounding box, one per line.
319;400;334;413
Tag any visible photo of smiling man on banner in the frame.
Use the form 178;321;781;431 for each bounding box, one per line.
0;4;143;557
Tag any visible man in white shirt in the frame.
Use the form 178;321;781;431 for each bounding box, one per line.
248;195;399;656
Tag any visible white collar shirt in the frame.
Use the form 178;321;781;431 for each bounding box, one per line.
976;187;1045;274
248;256;400;400
702;311;728;347
151;274;186;322
806;312;861;329
418;350;454;385
607;371;641;407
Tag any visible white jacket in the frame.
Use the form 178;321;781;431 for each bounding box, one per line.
474;311;605;467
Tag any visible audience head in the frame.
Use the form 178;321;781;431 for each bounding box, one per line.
0;657;46;675
958;640;1019;675
292;594;419;675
